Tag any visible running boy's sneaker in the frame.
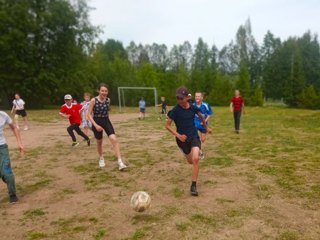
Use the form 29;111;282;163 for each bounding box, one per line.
87;139;90;146
9;195;19;203
199;150;205;160
190;185;199;196
118;161;127;171
99;157;105;167
72;142;79;147
24;126;28;131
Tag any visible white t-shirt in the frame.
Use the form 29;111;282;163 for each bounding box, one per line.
0;111;13;145
13;99;25;110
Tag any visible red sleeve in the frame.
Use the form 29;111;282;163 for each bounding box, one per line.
77;104;82;110
60;105;66;113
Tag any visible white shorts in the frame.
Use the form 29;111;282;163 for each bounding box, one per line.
82;119;92;128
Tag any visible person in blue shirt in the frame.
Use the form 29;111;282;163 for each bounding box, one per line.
193;92;213;159
166;87;211;196
138;97;146;120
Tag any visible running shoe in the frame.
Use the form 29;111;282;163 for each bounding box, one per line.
190;185;198;196
199;150;205;160
72;142;79;147
99;157;105;167
24;126;28;131
9;195;19;203
87;139;90;146
118;161;127;171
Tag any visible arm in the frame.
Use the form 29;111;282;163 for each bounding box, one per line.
59;111;70;118
197;112;212;133
165;117;187;142
230;102;233;113
11;103;16;114
242;101;245;114
87;98;103;132
9;123;25;153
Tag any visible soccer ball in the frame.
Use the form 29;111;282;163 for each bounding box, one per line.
130;191;151;212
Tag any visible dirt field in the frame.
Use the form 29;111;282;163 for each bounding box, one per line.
0;107;319;240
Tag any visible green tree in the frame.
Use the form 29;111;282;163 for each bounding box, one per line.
297;85;320;109
283;39;305;107
0;0;98;107
236;60;250;101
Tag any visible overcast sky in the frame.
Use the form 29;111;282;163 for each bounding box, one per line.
88;0;319;49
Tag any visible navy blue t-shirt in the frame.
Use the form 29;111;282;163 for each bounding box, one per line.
167;104;200;140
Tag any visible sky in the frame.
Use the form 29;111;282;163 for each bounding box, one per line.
88;0;320;49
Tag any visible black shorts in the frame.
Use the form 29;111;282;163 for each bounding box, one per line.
197;128;207;134
140;108;145;113
176;137;201;155
92;117;115;140
161;108;167;114
15;109;27;117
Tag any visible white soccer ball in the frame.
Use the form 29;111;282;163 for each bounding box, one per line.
130;191;151;212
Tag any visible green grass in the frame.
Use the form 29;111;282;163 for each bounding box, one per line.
25;231;48;240
23;208;47;219
131;229;146;240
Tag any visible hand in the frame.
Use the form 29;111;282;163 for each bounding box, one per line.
230;109;233;113
95;125;103;132
19;145;25;155
177;134;187;142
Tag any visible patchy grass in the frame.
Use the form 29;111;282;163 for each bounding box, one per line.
1;107;320;239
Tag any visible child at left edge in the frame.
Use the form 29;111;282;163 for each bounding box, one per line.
59;94;90;147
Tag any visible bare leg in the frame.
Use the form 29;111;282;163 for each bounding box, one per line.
200;133;206;143
109;134;121;159
14;115;19;128
23;116;28;128
189;147;200;181
83;127;89;136
96;139;103;158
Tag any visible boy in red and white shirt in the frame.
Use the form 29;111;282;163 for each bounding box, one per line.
59;94;90;147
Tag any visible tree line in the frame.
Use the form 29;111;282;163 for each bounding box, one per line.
1;0;320;109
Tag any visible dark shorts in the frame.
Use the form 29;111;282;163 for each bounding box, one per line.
161;108;167;114
176;137;201;155
140;108;145;113
15;109;27;117
92;117;115;140
197;128;207;134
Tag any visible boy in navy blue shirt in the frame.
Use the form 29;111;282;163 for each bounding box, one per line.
166;87;211;196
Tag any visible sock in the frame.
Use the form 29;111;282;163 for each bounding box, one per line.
192;181;197;187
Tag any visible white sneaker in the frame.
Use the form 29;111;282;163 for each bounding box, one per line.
118;161;127;171
24;126;28;131
99;158;105;167
199;150;205;160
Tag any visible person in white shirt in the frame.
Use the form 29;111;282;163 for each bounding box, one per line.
0;111;24;203
11;93;29;130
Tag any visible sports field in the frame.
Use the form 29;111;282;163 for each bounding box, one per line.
0;106;319;240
